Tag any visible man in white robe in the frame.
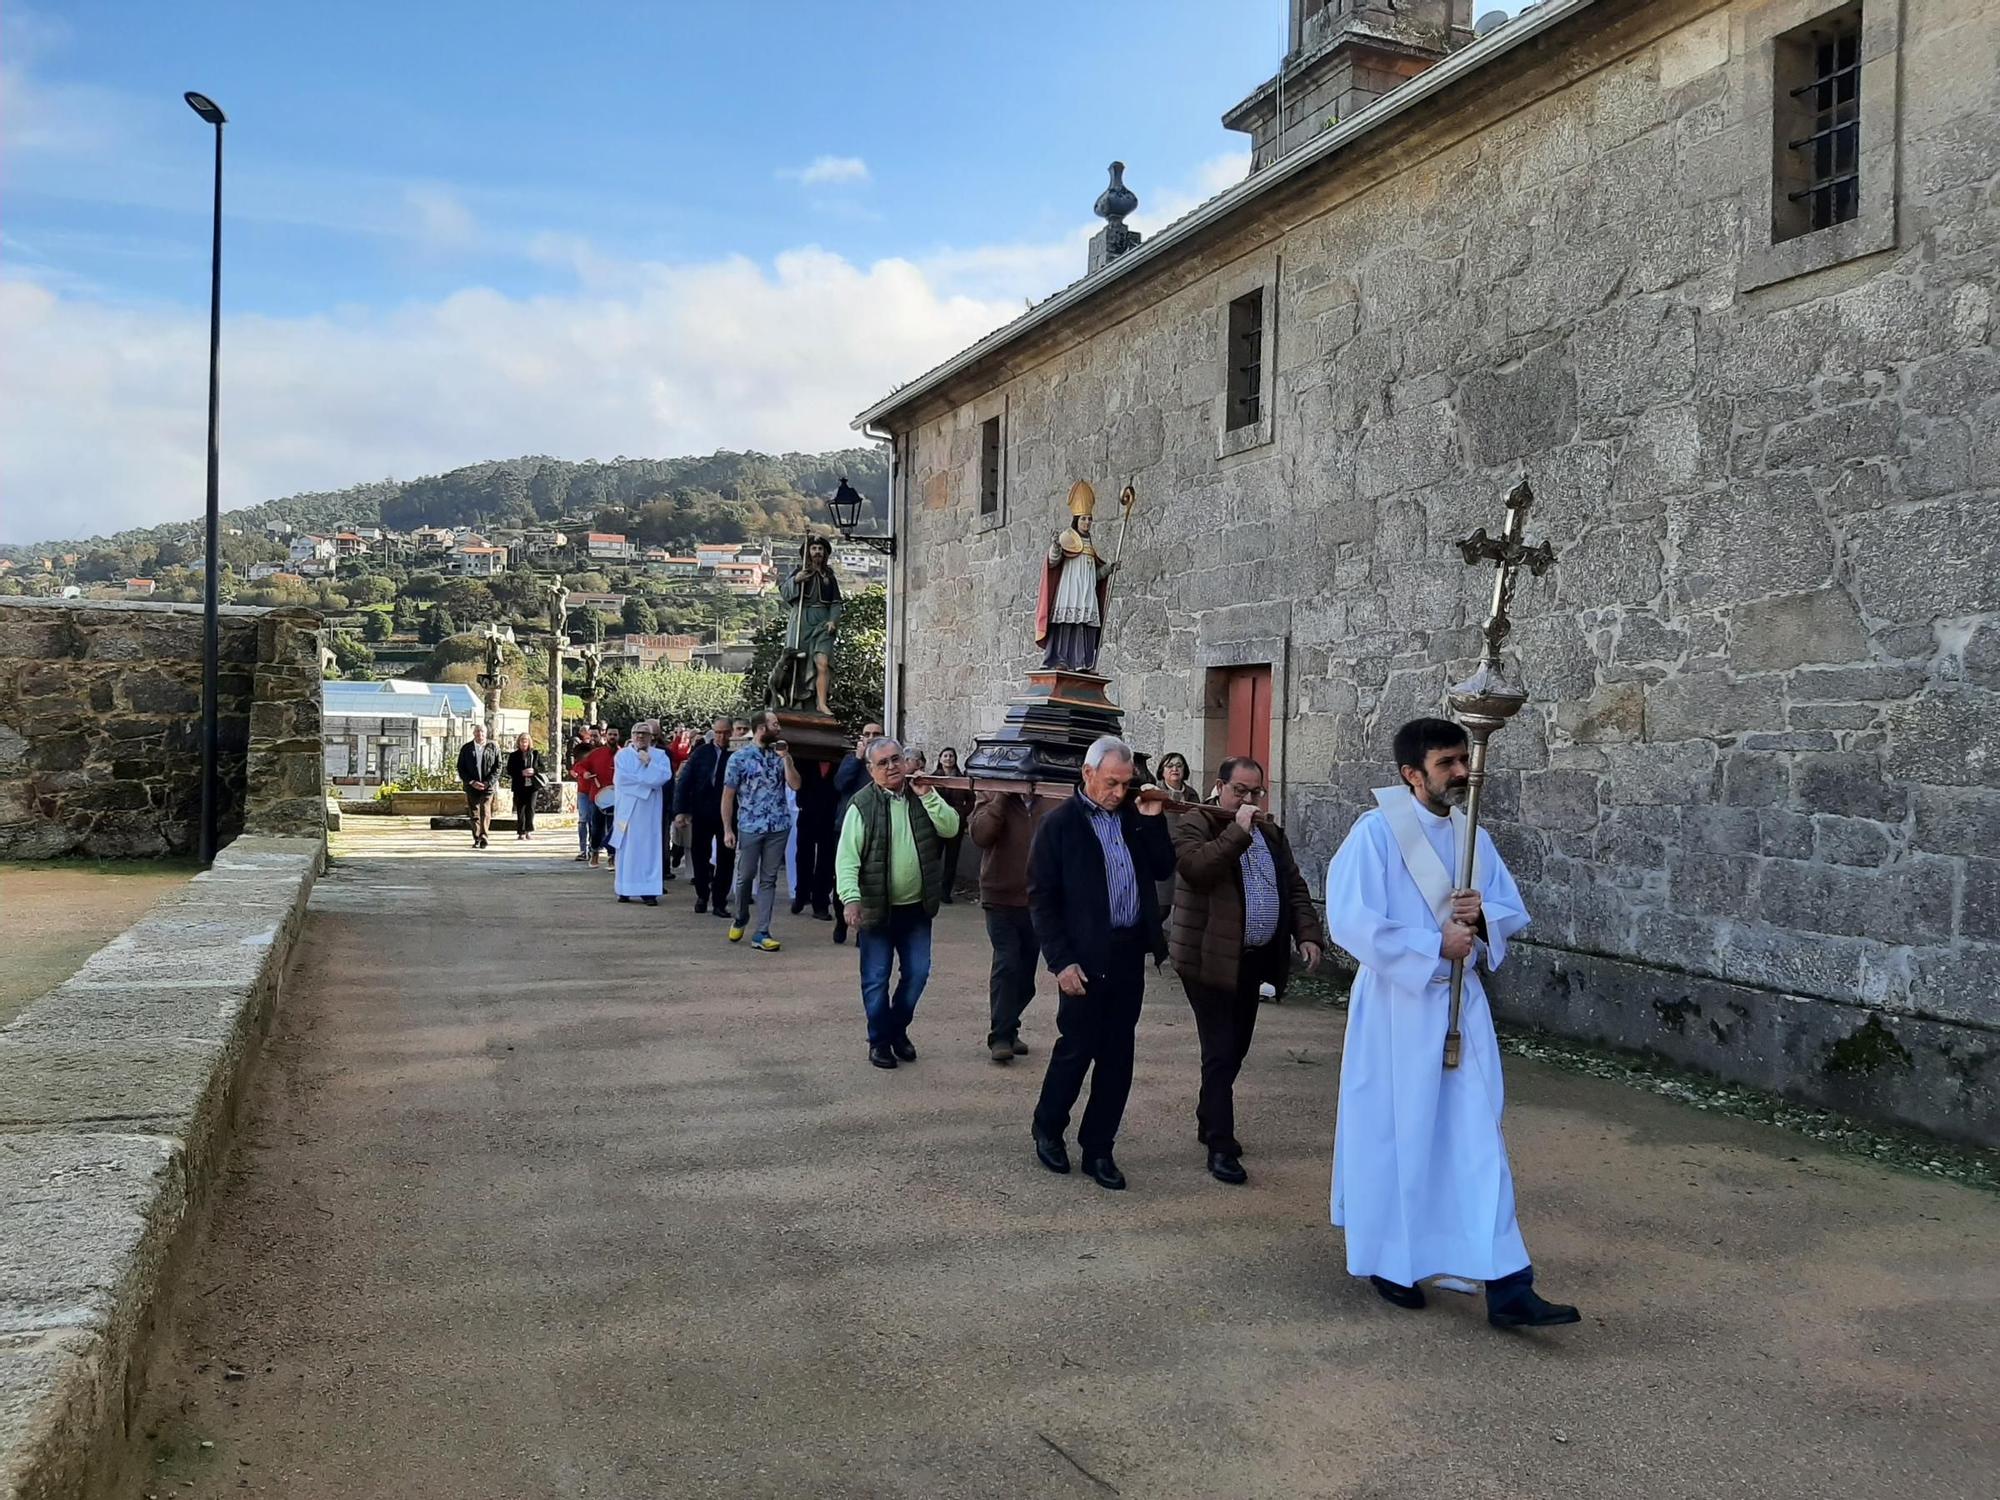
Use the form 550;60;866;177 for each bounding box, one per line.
611;722;673;906
1324;715;1579;1329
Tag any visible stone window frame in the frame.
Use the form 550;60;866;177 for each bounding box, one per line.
1738;0;1901;293
1214;255;1280;459
972;391;1009;535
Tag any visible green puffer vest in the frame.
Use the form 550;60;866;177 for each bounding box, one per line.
851;782;944;926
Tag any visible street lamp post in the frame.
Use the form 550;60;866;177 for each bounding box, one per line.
186;90;227;864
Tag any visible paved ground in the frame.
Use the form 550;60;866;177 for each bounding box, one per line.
116;820;2000;1499
0;860;194;1027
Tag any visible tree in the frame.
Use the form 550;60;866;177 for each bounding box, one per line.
425;605;457;644
345;573;397;605
621;596;658;634
360;610;391;643
392;595;419;633
602;666;745;732
326;631;374;678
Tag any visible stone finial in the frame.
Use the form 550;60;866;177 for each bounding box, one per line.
1087;162;1143;274
1094;161;1138;226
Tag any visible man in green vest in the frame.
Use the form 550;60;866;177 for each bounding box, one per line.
834;736;962;1070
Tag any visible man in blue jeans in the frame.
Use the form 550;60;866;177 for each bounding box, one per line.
834;736;961;1070
722;710;800;951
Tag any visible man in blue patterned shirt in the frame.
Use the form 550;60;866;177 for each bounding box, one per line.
1167;756;1324;1185
722;710;801;951
1027;736;1178;1191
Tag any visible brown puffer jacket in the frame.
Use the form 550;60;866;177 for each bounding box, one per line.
1167;811;1324;994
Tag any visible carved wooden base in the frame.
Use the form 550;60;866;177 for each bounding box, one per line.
772;708;851;767
965;670;1129;785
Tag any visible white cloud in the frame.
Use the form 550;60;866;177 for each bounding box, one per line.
403;185;481;257
0;145;1255;544
0;249;1022;541
782;155;871;187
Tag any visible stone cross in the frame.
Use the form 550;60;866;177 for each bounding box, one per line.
476;623;509;737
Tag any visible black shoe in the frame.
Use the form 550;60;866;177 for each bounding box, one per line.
711;905;733;920
1081;1155;1126;1191
1487;1287;1581;1329
1033;1129;1070;1175
694;898;708;914
1371;1276;1427;1310
641;895;658;906
1207;1151;1248;1185
869;1045;898;1070
1011;1039;1029;1056
890;1038;916;1062
618;895;632;904
791;897;806;914
812;907;834;921
833;919;848;945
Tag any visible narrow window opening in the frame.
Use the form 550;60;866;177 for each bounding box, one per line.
1226;289;1264;432
978;415;1002;518
1772;4;1862;244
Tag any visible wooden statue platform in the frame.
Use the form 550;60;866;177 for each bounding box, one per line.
964;669;1131;783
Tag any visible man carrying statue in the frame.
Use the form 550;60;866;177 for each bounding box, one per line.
770;535;843;716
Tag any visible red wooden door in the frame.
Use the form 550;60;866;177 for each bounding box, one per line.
1223;665;1272;768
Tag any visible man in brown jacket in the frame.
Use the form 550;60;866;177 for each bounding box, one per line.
969;789;1054;1063
1168;756;1323;1185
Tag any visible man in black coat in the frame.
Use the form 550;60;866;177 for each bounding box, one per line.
1027;735;1176;1191
456;725;502;850
672;716;736;917
828;720;883;943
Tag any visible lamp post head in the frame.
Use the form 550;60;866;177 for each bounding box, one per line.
184;91;227;125
827;477;865;536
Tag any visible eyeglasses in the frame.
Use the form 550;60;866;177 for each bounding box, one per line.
1227;784;1267;800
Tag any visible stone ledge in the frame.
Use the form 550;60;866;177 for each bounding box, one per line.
1492;943;2000;1147
0;834;320;1500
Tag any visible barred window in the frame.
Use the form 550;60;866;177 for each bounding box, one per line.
1226;288;1264;432
978;415;1002;518
1772;3;1862;244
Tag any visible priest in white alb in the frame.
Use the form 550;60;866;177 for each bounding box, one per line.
610;721;673;906
1324;716;1580;1329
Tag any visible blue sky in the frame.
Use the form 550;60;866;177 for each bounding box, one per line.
0;1;1521;542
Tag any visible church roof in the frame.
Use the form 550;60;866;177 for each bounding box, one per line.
852;0;1592;433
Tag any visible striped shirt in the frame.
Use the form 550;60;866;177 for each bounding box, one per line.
1080;791;1142;929
1241;827;1281;948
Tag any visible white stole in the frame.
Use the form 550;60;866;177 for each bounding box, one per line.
1371;785;1472;930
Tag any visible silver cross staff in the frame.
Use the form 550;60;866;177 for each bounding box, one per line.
1443;479;1556;1069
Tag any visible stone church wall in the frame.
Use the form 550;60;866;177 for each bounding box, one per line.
885;0;2000;1140
0;598;326;858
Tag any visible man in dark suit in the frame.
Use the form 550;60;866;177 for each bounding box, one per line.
1028;735;1176;1190
1168;756;1324;1186
456;725;502;849
673;716;736;917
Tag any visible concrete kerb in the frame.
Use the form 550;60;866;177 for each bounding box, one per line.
0;834;321;1500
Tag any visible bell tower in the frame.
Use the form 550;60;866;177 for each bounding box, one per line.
1223;1;1475;172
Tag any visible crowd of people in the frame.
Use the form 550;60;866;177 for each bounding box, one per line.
452;713;1579;1332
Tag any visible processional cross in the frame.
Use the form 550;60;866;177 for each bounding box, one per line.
1442;478;1556;1069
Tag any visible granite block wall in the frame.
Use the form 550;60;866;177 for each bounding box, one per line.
883;0;2000;1139
0;598;325;858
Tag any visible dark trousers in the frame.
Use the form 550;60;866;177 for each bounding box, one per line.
984;905;1037;1047
463;788;493;842
690;815;734;906
939;833;964;901
592;802;614;859
1180;938;1288;1158
796;821;836;912
1033;929;1148;1158
511;783;537;834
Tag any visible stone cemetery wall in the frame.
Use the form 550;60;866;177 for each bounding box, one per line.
0;598;325;858
885;0;2000;1140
